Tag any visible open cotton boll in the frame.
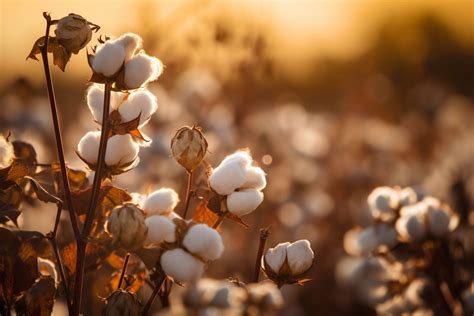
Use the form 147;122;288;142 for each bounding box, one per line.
209;160;248;196
183;224;224;260
398;187;418;206
287;240;314;275
367;186;400;220
226;189;264;217
92;41;126;77
343;227;379;255
161;248;205;283
0;136;14;169
104;134;139;167
241;166;267;191
77;131;101;165
221;150;252;167
124;53;163;89
426;207;451;237
86;86;126;123
144;215;176;245
142;188;179;216
264;242;290;274
118;90;158;126
395;213;427;242
116;33;142;61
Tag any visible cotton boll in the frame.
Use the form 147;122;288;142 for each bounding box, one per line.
241;166;267;191
0;136;14;169
399;187;418;206
221;150;252;167
142;188;179;216
367;186;400;220
116;33;142;61
118;90;158;126
104;134;139;167
87;86;127;123
161;248;205;283
144;215;176;245
209;160;248;195
396;213;427;242
226;189;264;217
287;240;314;275
92;41;126;77
124;53;163;89
246;282;284;309
77;131;101;165
343;227;378;255
183;224;224;260
373;223;398;249
264;242;290;274
426;207;451;237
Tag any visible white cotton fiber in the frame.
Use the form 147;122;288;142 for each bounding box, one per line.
142;188;179;216
161;248;205;283
398;187;418;206
264;242;290;274
77;131;101;165
395;213;427;242
144;215;176;245
209;160;247;196
286;240;314;275
226;189;263;217
241;166;267;191
124;53;163;89
221;150;252;168
118;89;158;126
92;41;126;77
367;186;400;220
182;224;224;261
426;207;451;237
105;134;139;167
87;85;126;123
116;33;142;61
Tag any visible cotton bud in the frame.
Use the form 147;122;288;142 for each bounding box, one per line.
142;188;179;216
246;282;284;310
171;126;208;172
0;136;14;169
105;204;148;251
395;212;427;242
182;224;224;260
124;53;163;89
367;186;400;221
209;151;252;195
241;166;267;190
102;290;141;316
226;189;264;217
92;41;126;77
54;14;92;54
160;248;205;283
118;90;158;126
144;215;176;246
115;33;142;61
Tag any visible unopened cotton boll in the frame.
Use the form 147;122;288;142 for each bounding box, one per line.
426;207;451;237
116;33;142;61
182;224;224;261
118;90;158;126
396;213;427;242
144;215;176;245
241;166;267;191
77;131;100;165
92;41;126;77
124;53;163;89
104;134;139;167
209;160;248;196
264;242;290;274
161;248;205;283
367;186;400;220
106;204;148;251
226;189;264;217
142;188;179;216
286;240;314;275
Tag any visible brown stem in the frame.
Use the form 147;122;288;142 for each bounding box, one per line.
181;171;194;219
212;214;225;229
117;253;131;290
39;12;80;238
158;278;172;308
253;227;270;283
142;272;166;315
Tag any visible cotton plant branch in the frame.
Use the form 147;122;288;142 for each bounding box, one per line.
253;227;270;283
142;272;166;316
181;171;194;219
117;253;131;290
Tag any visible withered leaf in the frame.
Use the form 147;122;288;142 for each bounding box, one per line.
51;42;71;72
13;276;56;316
12;141;37;166
193;200;220;230
0;185;22;210
62;242;112;280
6;162;29;182
23;176;62;204
0;208;21;226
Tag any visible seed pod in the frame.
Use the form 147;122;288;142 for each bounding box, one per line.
105;204;148;251
171;126;208;172
102;290;141;316
54;14;92;54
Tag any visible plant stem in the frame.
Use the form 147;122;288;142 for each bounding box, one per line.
142;272;166;316
212;214;225;229
253;227;270;283
117;253;131;290
72;80;112;316
181;171;193;219
39;12;80;238
158;278;172;308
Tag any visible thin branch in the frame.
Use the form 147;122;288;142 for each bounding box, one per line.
39;12;80;238
142;272;166;316
212;214;225;229
117;253;131;290
181;171;194;219
253;227;270;283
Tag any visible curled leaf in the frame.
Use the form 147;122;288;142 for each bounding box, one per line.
23;176;62;204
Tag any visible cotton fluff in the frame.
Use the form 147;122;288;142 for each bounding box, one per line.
142;188;179;216
209;160;248;196
396;213;427;242
241;166;267;190
264;242;290;274
426;207;451;237
144;215;176;245
118;90;158;126
367;186;400;220
182;224;224;261
161;248;205;283
86;85;126;123
286;240;314;275
104;134;139;167
116;33;142;61
398;187;418;206
0;136;14;169
124;53;163;89
77;131;101;165
226;189;264;217
92;41;126;77
246;282;284;309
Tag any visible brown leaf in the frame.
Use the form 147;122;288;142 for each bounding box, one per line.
12;141;37;166
193;200;220;230
6;162;29;182
18;235;52;263
13;276;56;316
0;185;22;210
26;36;46;61
0;208;21;226
51;42;71;72
23;176;62;204
62;242;112;280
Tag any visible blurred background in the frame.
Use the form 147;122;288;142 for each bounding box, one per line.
1;0;473;315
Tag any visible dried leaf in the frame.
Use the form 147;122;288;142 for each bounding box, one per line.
0;185;22;210
193;200;220;230
6;162;29;182
26;36;46;61
23;176;62;204
62;242;112;280
0;208;21;226
51;42;71;72
12;141;37;166
13;276;56;316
